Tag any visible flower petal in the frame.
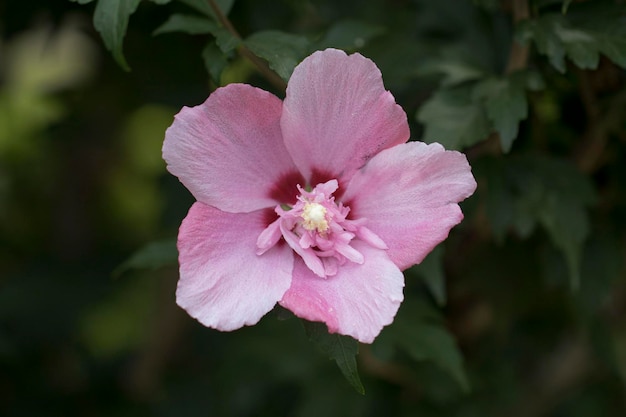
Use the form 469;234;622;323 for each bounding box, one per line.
343;141;477;270
281;48;410;186
280;242;404;343
163;84;304;213
176;202;293;330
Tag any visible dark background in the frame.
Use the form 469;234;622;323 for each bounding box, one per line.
1;0;625;416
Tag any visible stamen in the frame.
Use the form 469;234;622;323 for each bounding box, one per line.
301;202;329;232
256;179;387;278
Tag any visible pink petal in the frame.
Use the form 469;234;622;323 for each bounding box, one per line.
163;84;304;213
176;202;293;331
280;242;404;343
256;218;282;255
280;221;325;278
281;48;410;187
342;142;477;270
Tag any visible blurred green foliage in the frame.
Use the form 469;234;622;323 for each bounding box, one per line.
1;0;626;416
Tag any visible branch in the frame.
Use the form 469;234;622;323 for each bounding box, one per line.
207;0;287;91
573;81;626;173
467;0;531;157
505;0;530;74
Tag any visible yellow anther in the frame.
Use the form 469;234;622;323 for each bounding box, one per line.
301;203;329;232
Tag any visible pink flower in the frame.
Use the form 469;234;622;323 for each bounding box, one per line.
163;48;476;343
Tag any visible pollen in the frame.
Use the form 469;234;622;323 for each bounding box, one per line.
301;202;329;232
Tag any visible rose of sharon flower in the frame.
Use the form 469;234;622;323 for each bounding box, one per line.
163;48;476;343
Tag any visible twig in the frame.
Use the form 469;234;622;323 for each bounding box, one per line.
505;0;530;74
573;86;626;173
468;0;531;156
206;0;287;91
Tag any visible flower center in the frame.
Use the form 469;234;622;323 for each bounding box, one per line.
301;202;328;232
256;179;387;278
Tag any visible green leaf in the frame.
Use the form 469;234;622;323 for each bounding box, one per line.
413;245;447;306
519;3;626;72
244;30;310;82
377;300;470;391
70;0;96;3
213;26;240;53
303;321;365;395
153;14;219;35
93;0;141;71
317;19;385;51
417;60;486;87
482;155;596;288
474;73;529;152
177;0;236;20
400;323;470;392
420;70;542;152
417;84;491;149
538;195;588;289
202;41;229;84
113;239;178;277
152;13;239;52
522;157;595;286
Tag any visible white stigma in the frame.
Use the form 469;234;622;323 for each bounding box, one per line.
301;202;329;232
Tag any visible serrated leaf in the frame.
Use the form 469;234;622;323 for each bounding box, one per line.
413;245;446;306
213;26;239;53
518;17;566;72
417;60;486;87
317;19;385;51
153;13;238;52
490;155;595;288
417;85;491;149
202;41;228;84
177;0;235;20
244;30;310;81
377;300;469;391
153;14;219;35
400;323;470;391
555;24;599;69
93;0;141;71
474;74;528;152
538;195;588;289
519;3;626;72
113;239;178;277
303;321;364;395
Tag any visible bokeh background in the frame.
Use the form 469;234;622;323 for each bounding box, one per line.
2;0;626;416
